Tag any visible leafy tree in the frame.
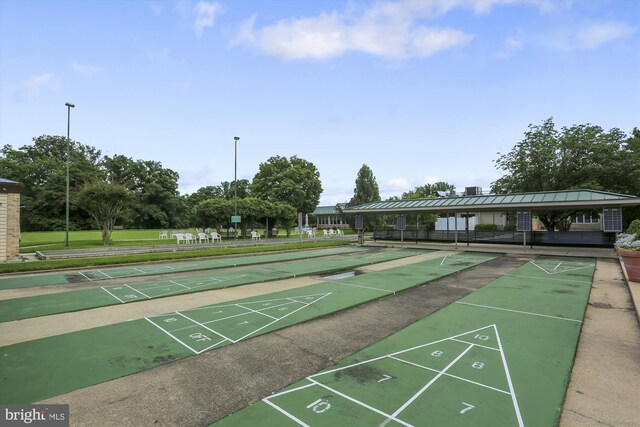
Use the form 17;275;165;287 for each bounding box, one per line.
251;155;322;214
220;179;251;200
268;201;297;237
402;181;455;199
492;118;633;230
76;181;133;245
0;135;102;231
194;198;233;231
349;164;380;206
102;155;182;228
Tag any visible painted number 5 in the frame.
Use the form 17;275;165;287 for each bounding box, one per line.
460;402;475;414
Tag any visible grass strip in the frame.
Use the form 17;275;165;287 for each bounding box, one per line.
0;241;353;275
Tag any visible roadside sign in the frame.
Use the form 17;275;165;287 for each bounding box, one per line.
231;215;241;223
397;215;406;231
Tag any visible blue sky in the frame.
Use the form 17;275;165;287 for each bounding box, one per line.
1;0;638;205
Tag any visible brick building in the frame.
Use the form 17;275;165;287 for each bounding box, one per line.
0;178;21;261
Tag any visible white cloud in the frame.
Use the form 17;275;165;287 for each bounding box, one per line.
23;72;57;99
496;33;524;57
411;27;474;57
194;1;222;37
71;62;104;78
577;21;636;49
384;177;413;191
235;1;480;60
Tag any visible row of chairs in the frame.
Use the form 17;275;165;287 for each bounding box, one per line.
172;231;262;244
174;232;223;244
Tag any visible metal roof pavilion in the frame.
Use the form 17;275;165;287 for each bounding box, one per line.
342;189;640;214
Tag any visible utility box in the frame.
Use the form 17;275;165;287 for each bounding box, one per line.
0;178;21;261
465;186;482;196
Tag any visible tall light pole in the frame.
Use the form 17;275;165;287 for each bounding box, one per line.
65;102;75;247
234;136;239;237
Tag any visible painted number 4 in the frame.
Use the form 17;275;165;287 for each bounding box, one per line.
460;402;475;414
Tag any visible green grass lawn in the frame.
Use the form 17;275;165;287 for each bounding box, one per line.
19;229;349;251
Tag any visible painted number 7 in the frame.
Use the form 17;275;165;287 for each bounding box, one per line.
460;402;475;414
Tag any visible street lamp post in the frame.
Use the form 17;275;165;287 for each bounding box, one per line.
64;102;75;247
234;136;239;237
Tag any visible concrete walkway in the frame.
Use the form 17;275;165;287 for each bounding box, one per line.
560;259;640;426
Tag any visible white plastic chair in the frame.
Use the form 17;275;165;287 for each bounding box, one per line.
159;230;168;239
175;233;185;244
337;229;344;236
184;233;195;244
251;230;261;241
197;232;209;243
306;229;314;238
211;232;222;243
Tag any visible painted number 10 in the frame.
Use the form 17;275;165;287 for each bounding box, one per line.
307;399;331;414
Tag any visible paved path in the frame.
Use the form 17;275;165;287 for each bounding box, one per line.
560;259;640;426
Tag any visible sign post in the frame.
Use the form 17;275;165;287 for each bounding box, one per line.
355;215;364;245
397;215;406;243
516;211;531;247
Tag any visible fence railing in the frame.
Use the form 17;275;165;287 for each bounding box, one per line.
372;229;616;247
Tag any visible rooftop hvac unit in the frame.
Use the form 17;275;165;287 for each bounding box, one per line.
465;186;482;196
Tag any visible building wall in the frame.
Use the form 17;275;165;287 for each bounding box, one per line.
0;193;20;261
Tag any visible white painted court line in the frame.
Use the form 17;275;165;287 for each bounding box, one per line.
451;338;500;351
494;325;524;427
506;274;591;284
308;378;413;427
332;281;396;295
388;355;510;395
183;292;330;312
145;317;200;354
78;271;93;281
100;286;126;303
263;399;311;427
388;345;473;420
529;260;593;275
311;325;497;379
96;270;113;279
133;267;147;274
124;284;152;299
265;382;316;399
168;280;191;290
175;311;234;344
236;303;278;320
455;302;583;323
233;293;333;343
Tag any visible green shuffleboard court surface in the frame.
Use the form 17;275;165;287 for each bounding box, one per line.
0;252;497;403
0;246;369;290
213;256;595;427
0;248;428;322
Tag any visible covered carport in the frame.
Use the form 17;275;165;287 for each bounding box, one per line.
343;189;640;248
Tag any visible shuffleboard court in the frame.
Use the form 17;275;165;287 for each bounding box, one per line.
213;256;595;427
0;248;428;323
0;252;497;403
0;246;367;290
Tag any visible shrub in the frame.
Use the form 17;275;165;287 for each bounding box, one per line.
475;224;497;231
626;219;640;238
615;233;640;250
504;224;517;232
